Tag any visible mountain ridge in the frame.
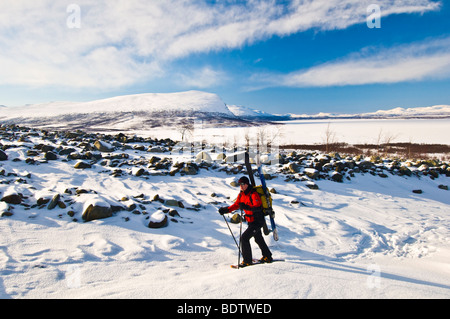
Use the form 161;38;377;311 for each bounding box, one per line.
0;91;448;133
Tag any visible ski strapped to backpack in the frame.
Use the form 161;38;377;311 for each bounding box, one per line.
244;152;270;236
245;152;279;241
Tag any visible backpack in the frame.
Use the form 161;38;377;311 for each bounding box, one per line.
252;185;274;217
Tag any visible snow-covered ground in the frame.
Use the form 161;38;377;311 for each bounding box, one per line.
0;128;449;299
127;118;450;147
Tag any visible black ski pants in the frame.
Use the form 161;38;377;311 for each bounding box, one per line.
241;221;272;264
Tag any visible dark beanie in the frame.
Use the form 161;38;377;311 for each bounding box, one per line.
238;176;250;185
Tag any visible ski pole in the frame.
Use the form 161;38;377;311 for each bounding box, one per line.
222;215;239;250
238;209;244;268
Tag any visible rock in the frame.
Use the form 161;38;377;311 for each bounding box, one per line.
134;168;145;177
27;150;40;157
58;201;67;209
331;172;343;183
230;213;242;224
82;204;112;222
304;168;319;179
428;169;439;179
418;164;429;172
412;189;423;194
329;152;341;160
398;166;412;176
168;209;180;217
94;140;114;153
127;203;137;212
68;152;83;160
317;154;331;165
148;211;168;228
165;199;184;208
182;163;199;175
334;161;346;173
358;160;374;171
148;156;161;164
37;197;50;206
148;146;166;153
0;150;8;161
288;163;301;173
47;194;60;210
74;161;92;169
59;147;77;156
305;182;319;190
45;151;58;161
438;184;448;190
41;145;55;153
152;194;164;203
1;194;22;205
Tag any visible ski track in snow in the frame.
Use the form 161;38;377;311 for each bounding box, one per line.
0;139;449;298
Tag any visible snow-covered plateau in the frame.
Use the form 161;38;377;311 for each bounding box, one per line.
0;124;449;299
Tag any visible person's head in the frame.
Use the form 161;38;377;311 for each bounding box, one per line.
238;176;250;192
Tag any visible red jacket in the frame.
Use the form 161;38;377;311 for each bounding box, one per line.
228;188;262;223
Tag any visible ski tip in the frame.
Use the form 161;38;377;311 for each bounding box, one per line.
273;229;279;241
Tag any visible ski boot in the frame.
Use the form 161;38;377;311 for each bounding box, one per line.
259;256;273;263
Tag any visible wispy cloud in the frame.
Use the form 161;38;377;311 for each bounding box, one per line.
249;36;450;89
175;66;228;89
0;0;441;89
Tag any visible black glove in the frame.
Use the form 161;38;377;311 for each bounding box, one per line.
219;207;229;215
239;203;251;211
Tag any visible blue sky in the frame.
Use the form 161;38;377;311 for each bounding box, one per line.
0;0;449;114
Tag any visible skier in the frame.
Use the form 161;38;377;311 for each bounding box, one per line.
219;176;273;267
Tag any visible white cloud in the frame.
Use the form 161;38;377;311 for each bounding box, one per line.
249;37;450;88
175;66;228;89
0;0;441;89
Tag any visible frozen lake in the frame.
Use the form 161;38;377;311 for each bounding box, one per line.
136;118;450;147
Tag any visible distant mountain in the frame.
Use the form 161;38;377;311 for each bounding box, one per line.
287;104;450;120
226;105;290;121
0;91;254;132
0;91;448;134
